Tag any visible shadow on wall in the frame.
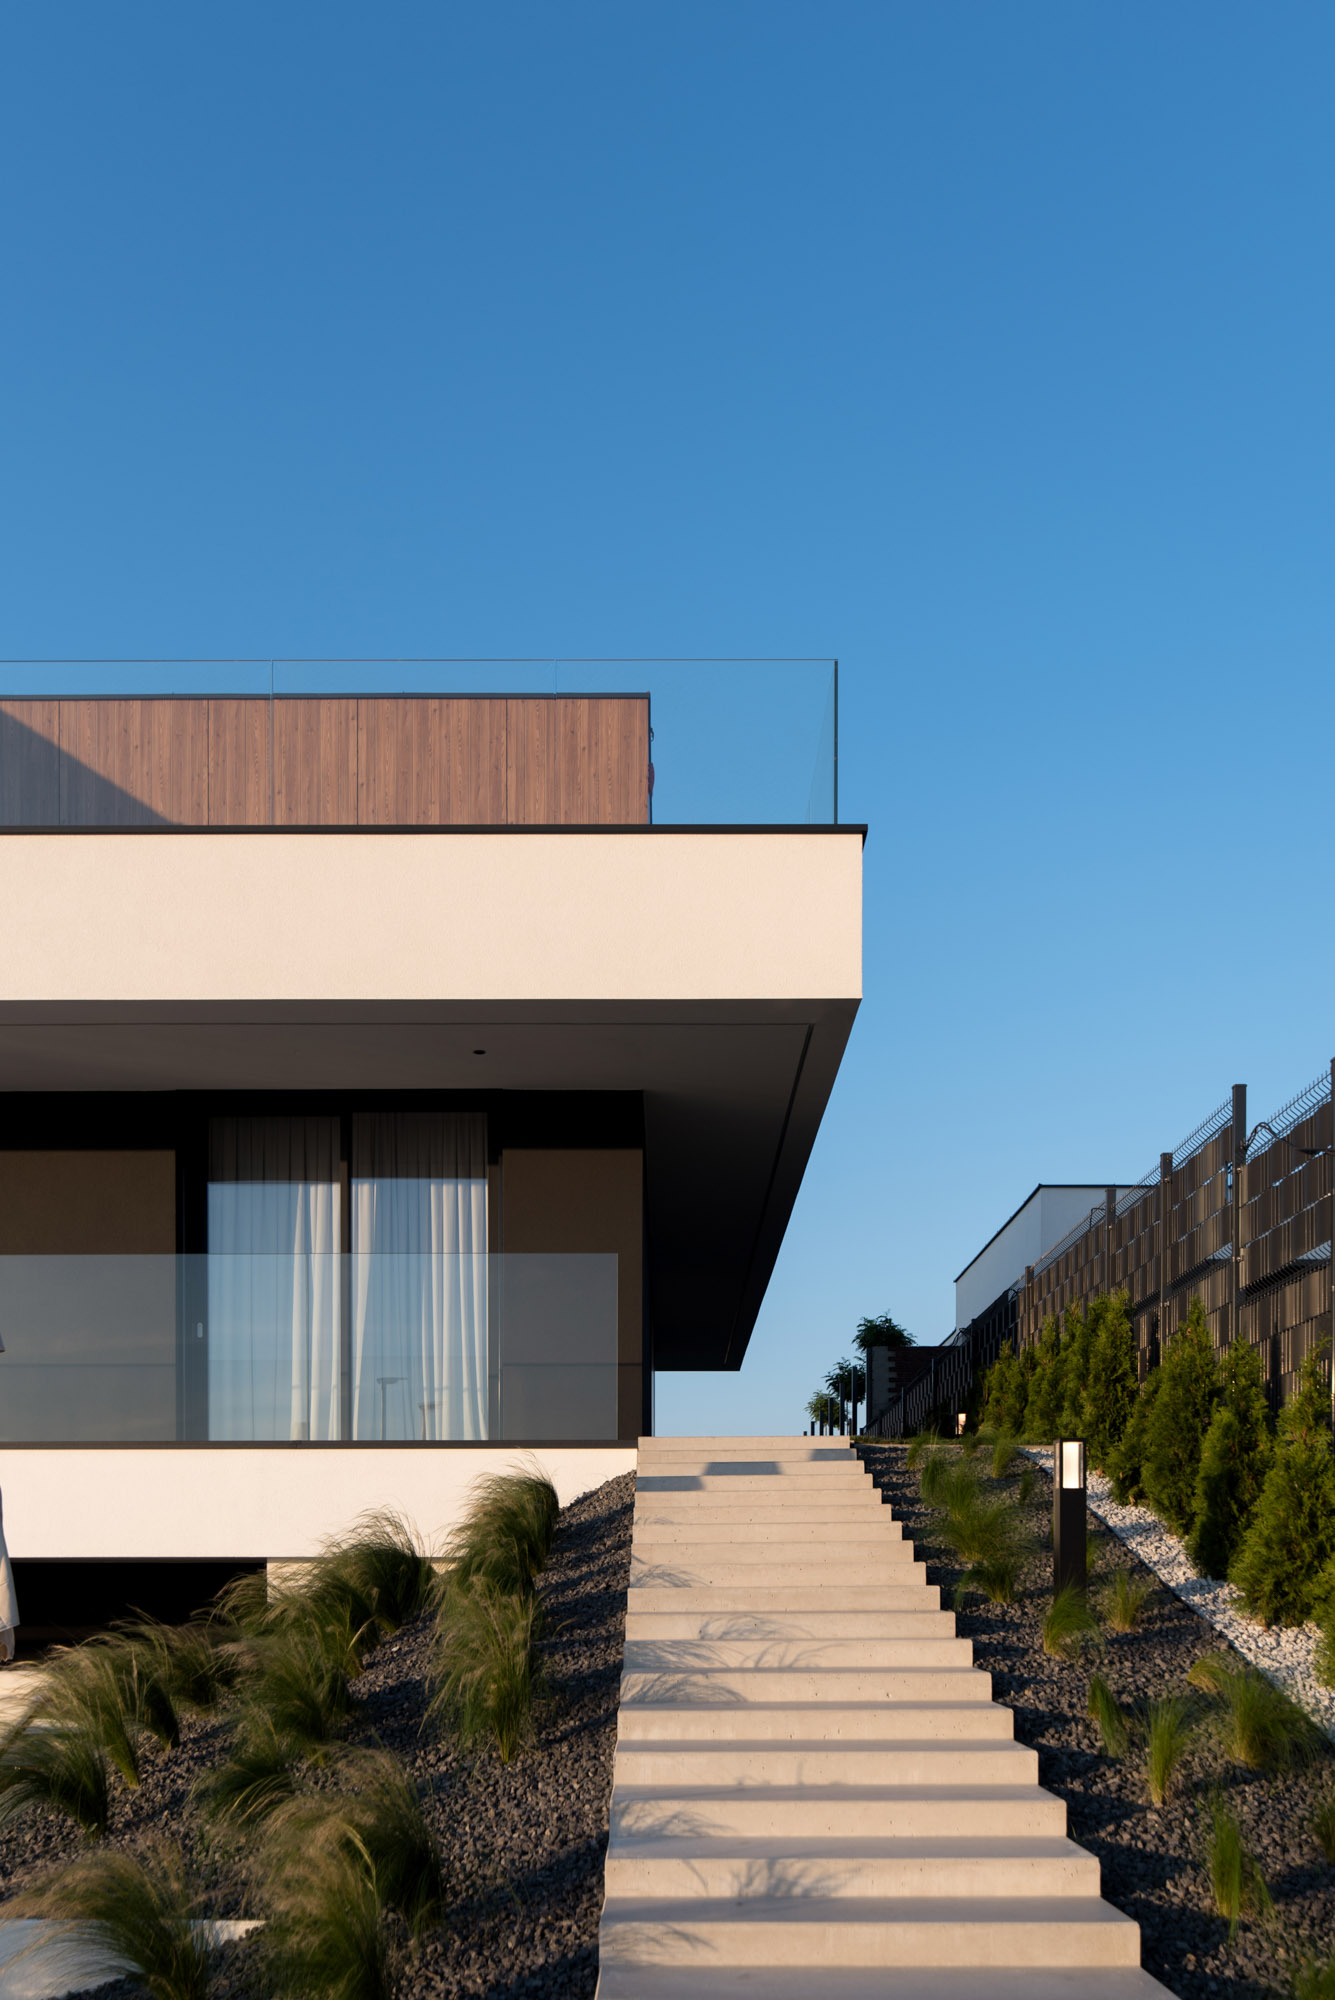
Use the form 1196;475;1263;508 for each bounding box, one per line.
0;706;171;827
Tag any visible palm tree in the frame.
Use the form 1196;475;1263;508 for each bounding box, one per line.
805;1390;841;1436
853;1313;915;1358
825;1360;866;1436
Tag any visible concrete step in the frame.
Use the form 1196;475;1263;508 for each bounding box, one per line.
634;1517;902;1543
635;1499;891;1520
623;1637;973;1669
629;1560;921;1589
610;1784;1068;1840
638;1441;853;1457
617;1702;1009;1743
637;1461;867;1478
614;1740;1039;1787
619;1665;989;1703
624;1609;953;1639
626;1585;939;1612
637;1475;876;1493
597;1967;1172;1998
597;1896;1142;1969
603;1834;1102;1901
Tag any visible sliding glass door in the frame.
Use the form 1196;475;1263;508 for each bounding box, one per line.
206;1111;488;1441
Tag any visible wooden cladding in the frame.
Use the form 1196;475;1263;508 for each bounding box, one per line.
1017;1089;1333;1407
0;696;650;827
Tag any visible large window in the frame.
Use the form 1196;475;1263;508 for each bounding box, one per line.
206;1112;488;1441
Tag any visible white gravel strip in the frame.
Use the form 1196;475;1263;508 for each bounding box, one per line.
1020;1446;1335;1742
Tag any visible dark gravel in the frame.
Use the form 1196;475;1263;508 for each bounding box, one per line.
858;1442;1335;2000
0;1470;635;1999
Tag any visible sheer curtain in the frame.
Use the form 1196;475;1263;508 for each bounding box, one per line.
351;1113;488;1440
207;1117;341;1441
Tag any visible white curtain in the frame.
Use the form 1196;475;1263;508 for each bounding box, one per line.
207;1117;341;1441
351;1113;488;1440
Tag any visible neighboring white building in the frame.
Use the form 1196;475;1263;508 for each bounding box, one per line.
954;1185;1133;1332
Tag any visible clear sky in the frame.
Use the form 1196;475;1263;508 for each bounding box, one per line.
3;4;1332;1433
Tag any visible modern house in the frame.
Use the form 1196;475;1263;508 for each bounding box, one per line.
0;674;861;1624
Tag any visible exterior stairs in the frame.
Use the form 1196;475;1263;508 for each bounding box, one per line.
594;1436;1170;1999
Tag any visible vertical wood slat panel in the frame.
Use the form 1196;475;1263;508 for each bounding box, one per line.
58;700;210;825
272;699;357;825
208;700;271;824
356;699;508;824
0;700;62;824
506;697;649;824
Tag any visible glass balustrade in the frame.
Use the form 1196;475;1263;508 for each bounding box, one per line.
0;1253;619;1444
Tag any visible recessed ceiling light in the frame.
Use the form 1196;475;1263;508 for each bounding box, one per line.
473;1048;487;1055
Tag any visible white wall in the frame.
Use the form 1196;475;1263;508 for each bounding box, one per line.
1;1447;636;1561
954;1186;1126;1330
0;831;862;1005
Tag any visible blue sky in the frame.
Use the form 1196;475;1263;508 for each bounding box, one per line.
3;4;1332;1432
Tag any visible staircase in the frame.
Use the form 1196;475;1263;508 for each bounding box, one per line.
594;1436;1170;1998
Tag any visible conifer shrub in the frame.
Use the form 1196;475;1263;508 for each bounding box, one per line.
1082;1291;1138;1470
1143;1299;1220;1536
980;1349;1026;1437
1056;1300;1094;1440
1022;1317;1063;1444
1231;1344;1335;1627
1108;1367;1160;1505
1188;1338;1272;1579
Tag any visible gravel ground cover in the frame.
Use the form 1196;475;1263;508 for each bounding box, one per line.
0;1470;635;2000
1016;1446;1335;1741
858;1443;1335;2000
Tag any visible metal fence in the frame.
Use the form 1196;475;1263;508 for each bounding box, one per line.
867;1063;1334;1437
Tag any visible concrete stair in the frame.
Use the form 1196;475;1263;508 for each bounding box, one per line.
594;1437;1170;1999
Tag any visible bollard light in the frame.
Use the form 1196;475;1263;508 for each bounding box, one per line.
1053;1438;1087;1595
956;1412;967;1437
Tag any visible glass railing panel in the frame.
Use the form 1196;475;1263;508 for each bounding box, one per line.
0;660;837;825
0;1253;619;1445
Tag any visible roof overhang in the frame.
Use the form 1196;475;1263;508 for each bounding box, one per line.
0;827;863;1372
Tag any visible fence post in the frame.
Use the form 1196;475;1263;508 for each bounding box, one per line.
1231;1084;1247;1351
1104;1187;1115;1296
1158;1151;1173;1347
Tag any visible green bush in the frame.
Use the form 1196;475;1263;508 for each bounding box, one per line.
1042;1585;1097;1661
9;1839;210;2000
1022;1317;1063;1444
1231;1344;1335;1627
0;1718;112;1838
262;1748;444;1939
448;1469;559;1599
1187;1653;1318;1769
1143;1299;1220;1536
1107;1366;1160;1505
1204;1795;1271;1943
1188;1338;1272;1579
1143;1695;1195;1804
311;1510;439;1641
980;1349;1027;1437
1100;1568;1155;1633
1082;1291;1138;1470
430;1575;545;1763
261;1816;394;2000
1056;1300;1094;1440
1087;1674;1129;1758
